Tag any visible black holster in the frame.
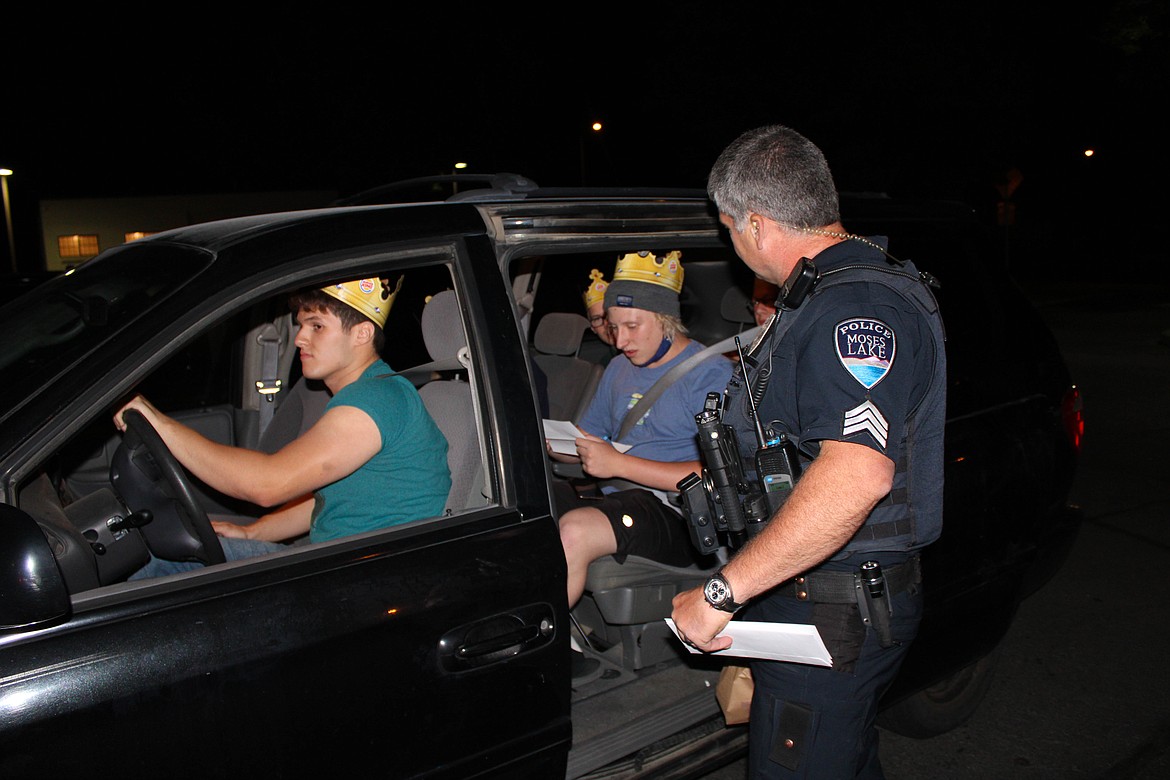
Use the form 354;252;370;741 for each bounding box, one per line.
855;561;896;649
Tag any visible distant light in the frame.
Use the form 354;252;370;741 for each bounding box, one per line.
454;162;468;169
591;122;603;132
1084;149;1094;158
0;169;11;176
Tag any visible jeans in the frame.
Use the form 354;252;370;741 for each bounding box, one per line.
129;537;288;580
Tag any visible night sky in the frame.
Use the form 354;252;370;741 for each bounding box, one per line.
4;2;1166;275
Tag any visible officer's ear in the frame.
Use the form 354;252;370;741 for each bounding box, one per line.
748;213;766;248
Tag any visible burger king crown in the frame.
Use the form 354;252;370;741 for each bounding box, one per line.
321;276;403;329
582;268;609;307
612;250;684;293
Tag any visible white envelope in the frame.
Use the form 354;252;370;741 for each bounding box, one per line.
665;618;833;667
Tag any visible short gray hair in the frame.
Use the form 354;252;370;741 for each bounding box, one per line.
707;125;840;232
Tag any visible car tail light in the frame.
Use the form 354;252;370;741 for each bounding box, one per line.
1060;385;1084;452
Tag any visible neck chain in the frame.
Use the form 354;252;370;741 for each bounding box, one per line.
801;226;885;253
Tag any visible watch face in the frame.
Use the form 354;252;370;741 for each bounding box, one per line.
705;576;728;605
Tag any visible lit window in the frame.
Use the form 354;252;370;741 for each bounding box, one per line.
124;231;156;243
58;235;100;259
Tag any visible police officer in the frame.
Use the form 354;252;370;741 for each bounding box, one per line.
670;125;947;778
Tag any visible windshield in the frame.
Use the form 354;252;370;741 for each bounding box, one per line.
0;243;212;405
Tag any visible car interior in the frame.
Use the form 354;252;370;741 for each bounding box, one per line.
513;247;761;674
17;261;494;596
15;242;762;681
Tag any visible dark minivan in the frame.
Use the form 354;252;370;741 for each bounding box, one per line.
0;178;1081;778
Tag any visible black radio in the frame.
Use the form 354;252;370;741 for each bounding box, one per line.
678;336;802;554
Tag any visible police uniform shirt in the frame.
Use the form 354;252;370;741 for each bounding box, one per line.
745;237;945;556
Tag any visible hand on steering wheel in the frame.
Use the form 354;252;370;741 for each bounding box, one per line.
111;409;225;565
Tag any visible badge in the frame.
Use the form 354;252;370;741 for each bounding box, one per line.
835;317;895;389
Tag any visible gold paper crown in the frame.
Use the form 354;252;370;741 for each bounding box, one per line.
321;276;402;329
611;250;684;294
582;268;609;308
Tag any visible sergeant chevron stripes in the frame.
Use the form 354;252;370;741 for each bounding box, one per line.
842;399;889;448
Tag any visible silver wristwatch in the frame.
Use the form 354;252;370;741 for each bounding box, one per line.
703;571;743;613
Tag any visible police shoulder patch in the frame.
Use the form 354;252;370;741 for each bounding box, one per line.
835;317;895;389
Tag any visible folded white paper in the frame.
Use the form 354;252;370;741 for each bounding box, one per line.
543;419;632;455
665;618;833;667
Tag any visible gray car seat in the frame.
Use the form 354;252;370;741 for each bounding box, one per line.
417;290;487;514
532;312;603;423
579;554;718;669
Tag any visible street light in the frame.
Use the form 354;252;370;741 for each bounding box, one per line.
0;168;14;274
581;121;604;185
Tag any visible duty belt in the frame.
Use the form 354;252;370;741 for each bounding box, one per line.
778;555;921;604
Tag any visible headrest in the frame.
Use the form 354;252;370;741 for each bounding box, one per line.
720;286;754;324
534;312;590;356
422;290;467;364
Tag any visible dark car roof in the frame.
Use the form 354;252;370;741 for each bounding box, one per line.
0;185;987;460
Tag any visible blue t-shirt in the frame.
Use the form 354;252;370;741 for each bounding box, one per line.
578;340;733;463
311;360;451;542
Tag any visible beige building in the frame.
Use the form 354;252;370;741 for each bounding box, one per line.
38;190;335;271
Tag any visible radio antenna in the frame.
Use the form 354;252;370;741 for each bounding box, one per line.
735;336;769;449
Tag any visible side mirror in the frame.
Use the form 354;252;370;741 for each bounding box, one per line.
0;504;71;633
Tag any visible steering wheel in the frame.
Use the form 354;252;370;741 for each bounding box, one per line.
110;409;226;565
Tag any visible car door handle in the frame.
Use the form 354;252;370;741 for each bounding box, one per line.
458;624;540;660
438;603;555;671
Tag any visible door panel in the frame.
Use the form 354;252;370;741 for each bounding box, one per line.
0;510;569;777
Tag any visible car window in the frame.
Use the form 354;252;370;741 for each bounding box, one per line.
0;245;212;417
516;247;755;346
17;259;491;597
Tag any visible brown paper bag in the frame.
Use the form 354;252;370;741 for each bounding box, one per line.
715;664;754;725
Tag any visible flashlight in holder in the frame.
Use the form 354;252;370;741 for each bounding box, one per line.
856;560;895;648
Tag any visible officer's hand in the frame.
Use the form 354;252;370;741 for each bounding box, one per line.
670;586;734;653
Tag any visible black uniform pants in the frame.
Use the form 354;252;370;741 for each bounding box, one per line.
744;577;924;779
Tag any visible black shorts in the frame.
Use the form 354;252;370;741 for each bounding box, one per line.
553;481;702;567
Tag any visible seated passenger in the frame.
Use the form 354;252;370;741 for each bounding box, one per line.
750;275;781;327
114;277;452;578
549;251;732;667
580;268;619;366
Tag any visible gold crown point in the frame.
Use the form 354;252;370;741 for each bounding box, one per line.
583;268;610;307
612;250;684;294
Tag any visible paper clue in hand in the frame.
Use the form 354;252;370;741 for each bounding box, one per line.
543;419;632;455
664;618;833;667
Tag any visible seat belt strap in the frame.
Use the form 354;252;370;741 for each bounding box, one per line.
256;323;283;436
616;325;762;441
